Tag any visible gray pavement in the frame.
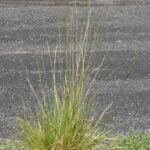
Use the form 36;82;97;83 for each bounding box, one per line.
1;1;150;138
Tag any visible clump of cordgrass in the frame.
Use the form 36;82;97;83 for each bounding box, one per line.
17;49;115;150
17;5;115;150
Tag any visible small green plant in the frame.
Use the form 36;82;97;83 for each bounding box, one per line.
116;131;150;150
0;139;21;150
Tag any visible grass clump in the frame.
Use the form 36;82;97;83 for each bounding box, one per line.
17;44;115;149
17;7;115;150
116;131;150;150
17;52;114;149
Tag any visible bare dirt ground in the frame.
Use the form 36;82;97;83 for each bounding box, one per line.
0;0;150;138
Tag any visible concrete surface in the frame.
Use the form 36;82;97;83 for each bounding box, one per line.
0;0;150;138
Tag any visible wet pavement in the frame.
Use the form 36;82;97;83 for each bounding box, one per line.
0;0;150;138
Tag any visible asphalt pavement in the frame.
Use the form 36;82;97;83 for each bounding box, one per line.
0;0;150;138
